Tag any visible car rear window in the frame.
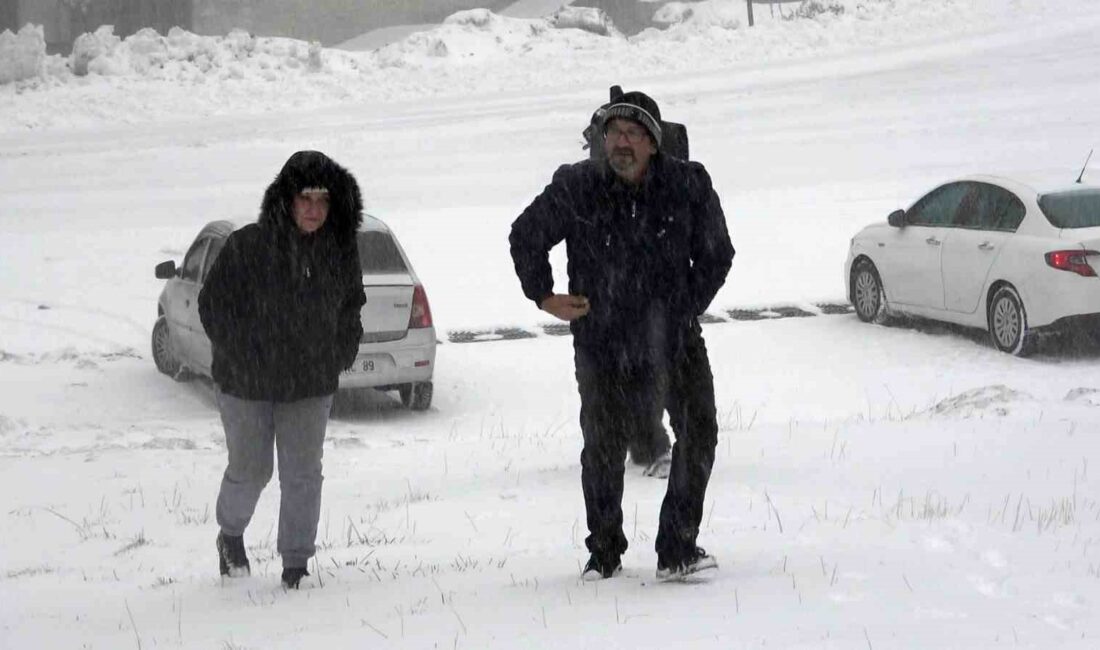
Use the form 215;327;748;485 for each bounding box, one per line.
356;231;408;274
1038;189;1100;228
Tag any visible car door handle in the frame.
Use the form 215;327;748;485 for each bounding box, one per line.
978;242;995;251
925;237;941;246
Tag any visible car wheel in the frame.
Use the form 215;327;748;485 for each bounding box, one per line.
151;316;191;380
851;260;889;324
399;381;433;411
987;285;1035;356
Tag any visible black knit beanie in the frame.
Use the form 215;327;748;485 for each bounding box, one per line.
601;91;662;147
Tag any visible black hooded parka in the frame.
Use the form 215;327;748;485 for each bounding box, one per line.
509;154;735;367
198;151;367;402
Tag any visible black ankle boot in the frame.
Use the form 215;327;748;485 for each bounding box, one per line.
216;532;251;578
281;567;310;589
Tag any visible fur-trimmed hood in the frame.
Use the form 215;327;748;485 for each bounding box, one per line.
258;150;363;245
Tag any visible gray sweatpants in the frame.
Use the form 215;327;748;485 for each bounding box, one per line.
214;388;334;569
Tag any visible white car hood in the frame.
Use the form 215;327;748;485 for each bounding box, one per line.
853;222;893;240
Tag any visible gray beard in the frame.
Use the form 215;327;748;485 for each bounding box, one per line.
608;151;637;177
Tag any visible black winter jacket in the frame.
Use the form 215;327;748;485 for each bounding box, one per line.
509;155;734;367
198;151;367;402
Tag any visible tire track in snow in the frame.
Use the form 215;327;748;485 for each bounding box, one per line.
0;297;150;354
0;314;137;351
1;297;149;337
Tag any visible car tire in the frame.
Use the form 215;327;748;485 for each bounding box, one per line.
988;285;1036;357
851;260;889;324
151;316;191;381
399;381;433;411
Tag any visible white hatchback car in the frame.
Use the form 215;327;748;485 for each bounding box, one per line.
845;177;1100;355
152;215;437;408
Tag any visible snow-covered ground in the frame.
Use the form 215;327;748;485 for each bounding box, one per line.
2;0;1100;647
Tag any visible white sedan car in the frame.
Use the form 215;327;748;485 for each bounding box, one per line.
152;215;437;408
845;176;1100;355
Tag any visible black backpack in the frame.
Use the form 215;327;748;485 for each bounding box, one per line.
583;85;689;161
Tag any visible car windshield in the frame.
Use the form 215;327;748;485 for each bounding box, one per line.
356;231;408;274
1038;188;1100;228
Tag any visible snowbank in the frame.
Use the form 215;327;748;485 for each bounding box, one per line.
373;8;612;67
1;0;1098;132
71;25;359;81
654;0;845;28
70;25;120;76
0;24;48;84
2;9;616;89
5;8;617;87
548;6;621;37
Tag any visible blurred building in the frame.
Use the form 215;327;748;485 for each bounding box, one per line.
3;0;189;54
192;0;515;47
2;0;519;54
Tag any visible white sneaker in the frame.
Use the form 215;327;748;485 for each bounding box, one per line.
581;555;622;581
656;547;718;581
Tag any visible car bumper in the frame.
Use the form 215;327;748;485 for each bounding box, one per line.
1018;270;1100;329
338;326;437;389
843;246;865;303
1038;312;1100;334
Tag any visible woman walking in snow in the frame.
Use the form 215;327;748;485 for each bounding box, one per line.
199;150;366;589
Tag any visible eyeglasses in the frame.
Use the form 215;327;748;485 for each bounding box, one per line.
604;125;648;144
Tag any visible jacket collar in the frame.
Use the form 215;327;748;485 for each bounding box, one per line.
599;153;664;199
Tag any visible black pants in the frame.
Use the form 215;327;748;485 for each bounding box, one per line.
575;326;718;565
627;400;671;466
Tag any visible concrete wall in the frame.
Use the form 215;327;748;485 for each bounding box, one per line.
11;0;69;52
191;0;515;45
11;0;520;53
11;0;190;54
2;0;21;33
66;0;189;39
5;0;693;55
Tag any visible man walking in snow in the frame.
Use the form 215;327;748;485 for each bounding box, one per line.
509;91;734;580
199;150;366;589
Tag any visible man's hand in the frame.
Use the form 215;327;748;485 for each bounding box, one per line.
540;294;590;322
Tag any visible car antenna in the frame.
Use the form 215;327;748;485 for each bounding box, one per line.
1076;149;1094;184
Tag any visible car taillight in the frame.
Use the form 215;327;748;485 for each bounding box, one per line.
409;284;433;329
1045;249;1099;277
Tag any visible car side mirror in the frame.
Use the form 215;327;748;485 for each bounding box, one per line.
155;260;178;279
887;209;906;228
